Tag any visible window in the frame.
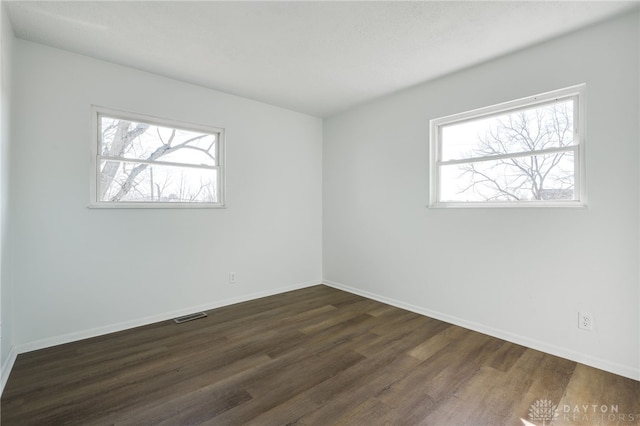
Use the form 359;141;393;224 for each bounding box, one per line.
91;107;225;208
429;84;586;207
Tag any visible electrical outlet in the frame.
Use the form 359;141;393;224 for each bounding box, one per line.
229;272;237;284
578;312;593;331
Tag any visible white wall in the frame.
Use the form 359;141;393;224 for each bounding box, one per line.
11;40;322;349
0;3;15;390
324;12;639;379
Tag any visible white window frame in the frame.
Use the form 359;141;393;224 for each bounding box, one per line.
90;106;226;209
429;84;586;208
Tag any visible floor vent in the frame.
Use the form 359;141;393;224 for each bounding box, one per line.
173;312;207;324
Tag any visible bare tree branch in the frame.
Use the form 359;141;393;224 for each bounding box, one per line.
108;133;209;202
453;104;574;201
100;121;149;199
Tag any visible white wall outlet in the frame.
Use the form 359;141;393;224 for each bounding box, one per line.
229;272;237;284
578;312;593;331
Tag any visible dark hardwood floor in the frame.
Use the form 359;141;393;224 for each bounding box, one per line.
2;285;638;425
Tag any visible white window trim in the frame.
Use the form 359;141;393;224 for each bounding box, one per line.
429;84;587;208
89;106;226;209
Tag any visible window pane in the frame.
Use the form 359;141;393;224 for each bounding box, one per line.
441;100;573;161
439;152;575;202
99;160;219;203
99;116;217;166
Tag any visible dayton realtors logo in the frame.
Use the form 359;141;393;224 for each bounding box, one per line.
522;399;638;425
560;403;637;423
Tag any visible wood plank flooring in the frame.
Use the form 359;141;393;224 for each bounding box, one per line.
2;285;638;425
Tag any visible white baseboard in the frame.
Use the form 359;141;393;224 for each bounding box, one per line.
16;280;322;355
324;280;640;381
1;345;17;395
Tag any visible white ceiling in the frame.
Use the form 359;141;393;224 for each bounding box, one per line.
5;1;639;117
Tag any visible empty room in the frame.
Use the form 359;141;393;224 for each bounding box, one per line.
0;1;639;425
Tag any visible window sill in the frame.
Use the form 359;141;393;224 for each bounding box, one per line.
88;202;227;209
428;201;588;209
